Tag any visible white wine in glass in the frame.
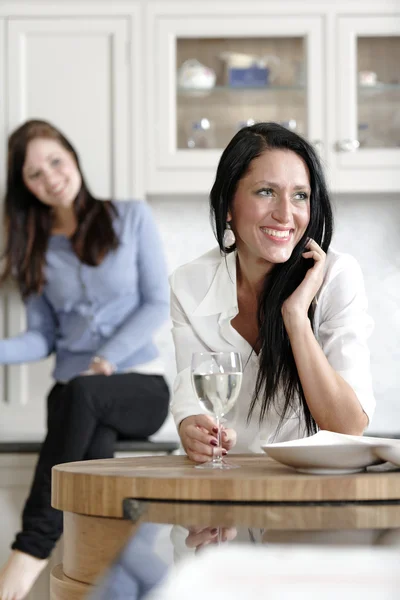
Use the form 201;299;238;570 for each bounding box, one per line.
191;351;243;469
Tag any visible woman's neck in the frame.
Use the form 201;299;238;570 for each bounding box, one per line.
232;252;273;354
51;206;77;237
236;252;273;299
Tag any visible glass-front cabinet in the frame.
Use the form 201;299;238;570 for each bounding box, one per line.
146;8;323;193
146;4;399;194
336;16;400;192
176;36;309;150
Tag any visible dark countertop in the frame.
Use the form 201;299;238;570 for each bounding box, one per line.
0;439;180;454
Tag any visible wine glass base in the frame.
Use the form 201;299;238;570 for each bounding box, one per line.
195;458;240;470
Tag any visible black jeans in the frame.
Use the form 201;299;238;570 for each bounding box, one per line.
12;372;169;559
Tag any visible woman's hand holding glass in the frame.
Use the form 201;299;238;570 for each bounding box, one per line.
179;415;237;463
189;351;242;469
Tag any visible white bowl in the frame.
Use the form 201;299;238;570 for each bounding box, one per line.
262;430;384;475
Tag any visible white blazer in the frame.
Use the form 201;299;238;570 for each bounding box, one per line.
169;246;375;453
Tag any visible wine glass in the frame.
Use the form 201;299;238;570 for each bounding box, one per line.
191;351;243;470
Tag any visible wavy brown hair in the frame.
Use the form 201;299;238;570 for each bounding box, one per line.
1;119;119;298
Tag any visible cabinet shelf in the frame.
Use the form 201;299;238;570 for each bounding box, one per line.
177;83;400;97
358;83;400;93
177;84;306;96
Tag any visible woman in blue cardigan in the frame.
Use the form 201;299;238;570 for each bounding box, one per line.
0;119;170;600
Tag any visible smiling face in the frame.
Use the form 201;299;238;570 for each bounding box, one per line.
229;148;311;269
22;137;82;209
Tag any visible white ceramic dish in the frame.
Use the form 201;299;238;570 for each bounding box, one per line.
262;430;386;475
374;444;400;468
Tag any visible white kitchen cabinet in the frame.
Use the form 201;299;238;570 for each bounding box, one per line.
7;15;132;200
1;1;399;197
145;0;400;194
145;1;325;194
335;15;400;192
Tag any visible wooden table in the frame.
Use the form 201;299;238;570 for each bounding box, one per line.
50;454;400;599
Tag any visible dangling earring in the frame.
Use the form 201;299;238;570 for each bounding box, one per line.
223;223;236;249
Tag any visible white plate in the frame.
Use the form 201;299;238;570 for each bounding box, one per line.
262;430;385;475
374;444;400;468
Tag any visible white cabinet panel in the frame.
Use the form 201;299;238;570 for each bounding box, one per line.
7;17;130;200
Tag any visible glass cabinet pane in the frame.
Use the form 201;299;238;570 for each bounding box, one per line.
357;36;400;149
176;37;307;150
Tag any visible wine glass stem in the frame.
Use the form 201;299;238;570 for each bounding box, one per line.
214;415;223;465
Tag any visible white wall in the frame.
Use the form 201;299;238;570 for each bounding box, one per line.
332;194;400;433
148;196;217;390
148;193;400;435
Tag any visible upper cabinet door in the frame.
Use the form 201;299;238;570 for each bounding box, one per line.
7;17;131;200
336;15;400;192
146;3;324;194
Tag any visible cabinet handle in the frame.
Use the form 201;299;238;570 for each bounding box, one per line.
337;139;360;152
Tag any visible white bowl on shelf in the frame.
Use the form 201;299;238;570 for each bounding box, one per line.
177;59;216;91
262;430;385;475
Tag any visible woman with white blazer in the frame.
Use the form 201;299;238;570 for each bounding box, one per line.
170;122;375;464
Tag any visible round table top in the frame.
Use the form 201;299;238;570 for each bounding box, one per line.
52;454;400;518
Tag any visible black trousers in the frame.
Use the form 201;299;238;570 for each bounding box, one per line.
11;372;169;559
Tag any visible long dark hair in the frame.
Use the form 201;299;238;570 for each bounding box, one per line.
210;122;333;435
1;119;119;298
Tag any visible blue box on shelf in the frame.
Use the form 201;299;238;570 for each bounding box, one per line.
228;66;270;87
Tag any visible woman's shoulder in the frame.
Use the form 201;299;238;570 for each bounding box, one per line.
323;247;364;285
111;200;155;240
112;199;150;221
169;247;224;293
317;248;367;315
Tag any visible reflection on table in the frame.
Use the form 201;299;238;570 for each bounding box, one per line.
88;500;400;600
